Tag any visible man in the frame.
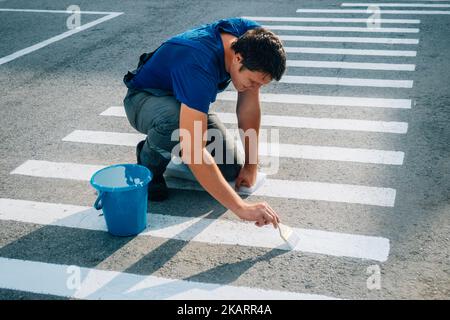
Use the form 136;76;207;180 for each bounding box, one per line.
123;17;286;228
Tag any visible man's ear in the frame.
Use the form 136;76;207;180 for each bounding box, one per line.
234;52;244;64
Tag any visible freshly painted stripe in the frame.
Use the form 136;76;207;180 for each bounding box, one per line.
62;130;405;165
0;198;391;261
217;91;412;109
0;12;123;66
341;3;450;8
263;24;419;33
279;35;419;44
280;75;413;88
242;16;421;23
101;107;409;133
296;8;450;14
0;258;336;299
286;60;415;71
284;46;417;57
10;161;397;206
0;8;123;14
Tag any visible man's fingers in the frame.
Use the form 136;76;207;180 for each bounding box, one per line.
264;210;277;228
266;206;280;227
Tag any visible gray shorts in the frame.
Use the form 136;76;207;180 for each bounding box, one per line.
123;87;244;181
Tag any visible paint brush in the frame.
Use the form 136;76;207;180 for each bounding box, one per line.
278;223;300;250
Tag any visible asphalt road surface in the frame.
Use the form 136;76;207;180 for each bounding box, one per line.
0;0;449;300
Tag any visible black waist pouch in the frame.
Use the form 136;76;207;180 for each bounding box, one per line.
123;45;162;89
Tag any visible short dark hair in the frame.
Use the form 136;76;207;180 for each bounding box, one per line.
230;27;286;81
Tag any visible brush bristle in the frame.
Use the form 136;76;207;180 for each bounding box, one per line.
279;224;292;242
278;224;300;249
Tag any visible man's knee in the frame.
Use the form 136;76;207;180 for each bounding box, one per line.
219;163;243;181
148;119;180;152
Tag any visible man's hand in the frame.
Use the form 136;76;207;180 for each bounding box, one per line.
235;201;280;228
235;164;258;191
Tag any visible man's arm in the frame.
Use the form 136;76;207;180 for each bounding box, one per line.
236;88;261;169
233;89;261;190
179;103;245;213
179;103;280;228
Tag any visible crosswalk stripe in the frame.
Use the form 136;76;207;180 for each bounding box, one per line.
263;24;420;33
0;8;123;15
10;160;397;206
261;144;404;165
0;257;337;299
286;59;415;71
169;177;396;207
243;16;421;23
341;3;450;8
0;198;391;262
279;35;419;44
296;8;450;14
217;91;412;109
63;130;142;146
101;107;409;134
215;112;408;134
284;47;417;57
62;129;405;165
280;75;413;88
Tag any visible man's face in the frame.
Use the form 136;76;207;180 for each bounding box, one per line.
229;53;272;92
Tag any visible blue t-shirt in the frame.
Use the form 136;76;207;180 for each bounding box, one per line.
128;17;260;113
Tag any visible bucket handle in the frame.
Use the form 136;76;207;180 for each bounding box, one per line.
94;191;104;210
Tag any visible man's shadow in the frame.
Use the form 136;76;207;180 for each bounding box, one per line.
0;175;282;299
123;187;254;275
113;187;287;299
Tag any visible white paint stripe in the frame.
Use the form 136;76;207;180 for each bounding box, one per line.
217;91;412;109
63;130;142;146
243;16;421;23
285;46;417;57
264;24;419;33
216;112;409;134
260;143;404;165
280;75;413;88
62;129;405;165
99;107;132;116
0;198;391;261
286;60;415;71
296;8;450;14
341;3;450;8
101;107;409;133
0;12;123;66
198;178;395;207
0;258;336;299
10;160;101;181
0;8;123;14
279;35;419;44
10;161;396;206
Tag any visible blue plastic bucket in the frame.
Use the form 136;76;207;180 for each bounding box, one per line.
90;164;152;236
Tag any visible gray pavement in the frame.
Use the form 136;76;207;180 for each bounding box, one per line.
0;0;449;299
